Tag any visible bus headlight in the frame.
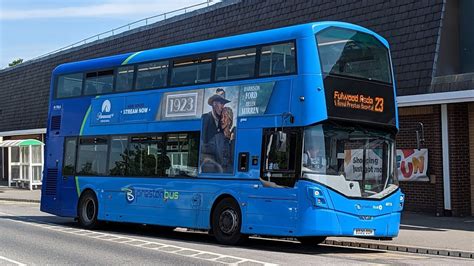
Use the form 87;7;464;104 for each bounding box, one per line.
307;187;328;208
399;193;405;209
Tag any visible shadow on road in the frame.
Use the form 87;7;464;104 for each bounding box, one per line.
0;215;385;256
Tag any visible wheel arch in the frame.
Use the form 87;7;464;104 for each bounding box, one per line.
209;193;242;230
76;187;98;217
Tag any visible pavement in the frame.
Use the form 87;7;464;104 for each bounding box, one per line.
1;186;473;259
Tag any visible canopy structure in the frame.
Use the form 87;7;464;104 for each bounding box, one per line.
0;139;43;147
0;139;44;190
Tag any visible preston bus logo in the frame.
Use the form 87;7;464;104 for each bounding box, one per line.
121;187;135;203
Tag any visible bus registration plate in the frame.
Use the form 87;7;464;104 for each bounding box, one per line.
353;228;374;236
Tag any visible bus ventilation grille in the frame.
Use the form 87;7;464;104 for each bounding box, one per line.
50;115;61;130
44;168;58;196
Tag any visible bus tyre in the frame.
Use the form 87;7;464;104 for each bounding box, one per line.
212;198;247;245
297;236;327;246
78;190;99;229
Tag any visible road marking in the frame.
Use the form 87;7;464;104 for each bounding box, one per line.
0;211;275;266
0;255;26;266
0;200;38;205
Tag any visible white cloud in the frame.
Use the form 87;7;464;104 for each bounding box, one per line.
0;0;212;20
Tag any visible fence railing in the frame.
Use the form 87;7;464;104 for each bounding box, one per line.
24;0;219;63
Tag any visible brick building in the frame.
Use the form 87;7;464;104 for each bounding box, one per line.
0;0;472;216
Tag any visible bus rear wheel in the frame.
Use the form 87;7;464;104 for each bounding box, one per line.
297;236;327;246
78;190;99;229
212;198;247;245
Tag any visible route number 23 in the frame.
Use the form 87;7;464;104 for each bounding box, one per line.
375;97;384;112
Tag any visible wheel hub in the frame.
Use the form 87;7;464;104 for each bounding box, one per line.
219;209;238;235
83;198;96;223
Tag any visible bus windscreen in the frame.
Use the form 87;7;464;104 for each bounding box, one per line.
316;27;392;84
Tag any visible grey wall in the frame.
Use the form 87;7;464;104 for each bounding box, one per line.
460;0;474;73
0;0;445;132
435;0;460;76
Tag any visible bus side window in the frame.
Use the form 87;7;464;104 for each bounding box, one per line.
171;55;213;86
76;137;108;176
115;66;135;92
63;137;77;175
166;132;199;177
259;42;296;76
215;48;256;81
136;61;168;90
84;70;114;96
56;73;83;98
108;136;129;176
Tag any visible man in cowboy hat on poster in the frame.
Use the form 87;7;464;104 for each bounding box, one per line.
201;90;231;172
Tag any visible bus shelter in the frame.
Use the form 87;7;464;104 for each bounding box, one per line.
0;139;44;190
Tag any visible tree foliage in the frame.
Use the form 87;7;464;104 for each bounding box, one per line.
8;58;23;67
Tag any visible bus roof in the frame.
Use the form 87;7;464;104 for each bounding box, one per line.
53;21;388;75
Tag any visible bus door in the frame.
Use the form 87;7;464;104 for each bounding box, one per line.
59;137;78;216
245;129;301;235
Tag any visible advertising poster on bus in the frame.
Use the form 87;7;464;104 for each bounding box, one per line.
200;87;239;174
396;149;429;181
344;149;384;180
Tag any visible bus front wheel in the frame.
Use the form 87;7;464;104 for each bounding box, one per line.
211;198;247;245
78;190;99;229
297;236;327;246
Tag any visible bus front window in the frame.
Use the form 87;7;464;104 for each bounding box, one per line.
316;27;392;84
302;123;398;199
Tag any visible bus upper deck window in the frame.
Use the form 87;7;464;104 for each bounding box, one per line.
216;48;256;81
171;56;213;86
316;27;392;83
136;61;168;90
84;70;114;96
259;42;296;76
116;66;135;92
56;73;83;98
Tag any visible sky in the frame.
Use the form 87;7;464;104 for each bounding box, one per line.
0;0;210;68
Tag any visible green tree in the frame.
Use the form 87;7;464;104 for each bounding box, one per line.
8;58;23;67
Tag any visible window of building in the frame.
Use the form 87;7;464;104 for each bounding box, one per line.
108;136;128;176
171;55;213;86
84;70;114;95
76;137;108;175
136;61;168;90
215;48;256;81
115;66;135;92
259;42;296;76
63;138;77;175
57;73;83;98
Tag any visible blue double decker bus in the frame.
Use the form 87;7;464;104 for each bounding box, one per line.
41;21;404;245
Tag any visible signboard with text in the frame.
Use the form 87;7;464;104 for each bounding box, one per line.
324;75;396;126
396;149;429;181
344;149;384;180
